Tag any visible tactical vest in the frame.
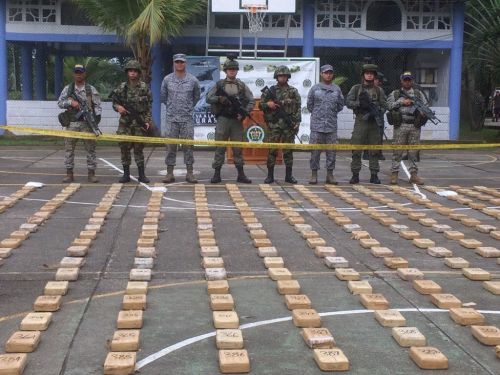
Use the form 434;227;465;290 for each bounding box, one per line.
264;85;299;123
353;84;384;116
210;79;249;117
386;89;424;127
66;83;94;122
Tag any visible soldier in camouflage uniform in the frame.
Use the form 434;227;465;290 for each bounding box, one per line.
58;63;102;183
387;71;427;185
206;58;254;184
346;64;387;184
306;64;344;185
112;60;152;183
161;54;201;184
259;66;301;184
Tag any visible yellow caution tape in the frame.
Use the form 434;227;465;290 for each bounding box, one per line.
2;125;500;150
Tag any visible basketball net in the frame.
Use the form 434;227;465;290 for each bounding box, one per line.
244;5;267;33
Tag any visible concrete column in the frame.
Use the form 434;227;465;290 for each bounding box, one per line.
448;2;465;140
302;0;315;57
151;43;164;132
21;44;33;100
35;43;47;100
0;1;7;133
54;54;64;98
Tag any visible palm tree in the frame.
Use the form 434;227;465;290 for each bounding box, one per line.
73;0;206;83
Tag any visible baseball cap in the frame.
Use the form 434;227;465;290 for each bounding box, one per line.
401;71;414;80
73;63;86;73
173;54;187;62
321;64;334;73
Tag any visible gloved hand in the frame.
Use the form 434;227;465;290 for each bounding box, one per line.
219;96;230;105
359;94;370;110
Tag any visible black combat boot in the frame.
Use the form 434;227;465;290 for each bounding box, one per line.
211;167;221;184
138;166;149;183
379;152;385;161
236;166;251;183
284;166;297;184
370;173;381;184
264;166;274;184
349;173;359;184
119;165;131;183
362;151;369;160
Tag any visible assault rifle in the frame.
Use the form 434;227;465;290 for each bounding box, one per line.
260;86;302;144
215;86;265;129
359;91;384;129
108;90;150;132
70;94;101;136
398;90;441;125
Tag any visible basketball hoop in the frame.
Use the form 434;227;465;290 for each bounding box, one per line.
244;4;267;33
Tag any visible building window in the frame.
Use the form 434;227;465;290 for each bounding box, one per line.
406;0;451;30
366;0;402;31
7;0;58;23
316;0;363;28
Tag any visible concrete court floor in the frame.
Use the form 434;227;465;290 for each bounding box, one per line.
0;145;499;375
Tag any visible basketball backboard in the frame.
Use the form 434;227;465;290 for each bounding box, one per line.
211;0;296;14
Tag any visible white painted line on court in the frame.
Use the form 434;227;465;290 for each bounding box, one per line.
400;161;426;199
136;307;500;369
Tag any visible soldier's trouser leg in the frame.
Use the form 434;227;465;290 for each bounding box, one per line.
165;122;180;166
133;144;145;168
83;139;97;171
390;124;410;173
267;126;282;168
282;128;295;167
119;143;132;166
309;131;322;170
229;119;246;168
212;117;231;169
407;125;421;174
179;122;195;166
64;137;78;169
367;123;381;173
350;121;369;173
324;132;337;170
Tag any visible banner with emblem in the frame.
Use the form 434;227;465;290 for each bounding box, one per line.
184;57;319;144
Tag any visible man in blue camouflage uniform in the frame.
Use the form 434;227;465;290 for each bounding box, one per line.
58;63;102;183
306;64;344;185
112;60;152;183
259;65;301;184
161;54;201;184
387;71;427;185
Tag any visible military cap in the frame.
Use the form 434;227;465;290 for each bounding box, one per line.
73;63;86;73
401;71;414;80
321;64;334;73
274;65;291;79
362;64;378;74
173;54;187;62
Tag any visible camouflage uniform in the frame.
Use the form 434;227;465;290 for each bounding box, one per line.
58;83;102;170
161;72;200;166
307;82;344;170
112;81;153;167
259;84;301;167
346;82;386;174
206;79;254;169
387;87;427;174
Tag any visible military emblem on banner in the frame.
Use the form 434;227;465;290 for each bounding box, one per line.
207;132;216;141
302;107;310;114
255;78;265;87
244;64;254;72
246;125;265;143
300;134;310;143
267;65;277;73
303;79;312;88
290;66;300;74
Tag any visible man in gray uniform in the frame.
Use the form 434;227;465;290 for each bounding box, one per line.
346;63;387;184
206;58;254;184
58;63;102;183
161;53;201;183
307;64;344;185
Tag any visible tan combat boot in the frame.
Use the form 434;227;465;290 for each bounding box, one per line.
326;169;338;185
186;165;198;184
88;169;98;183
309;170;318;185
63;168;74;183
409;172;424;185
390;172;398;185
163;165;175;183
